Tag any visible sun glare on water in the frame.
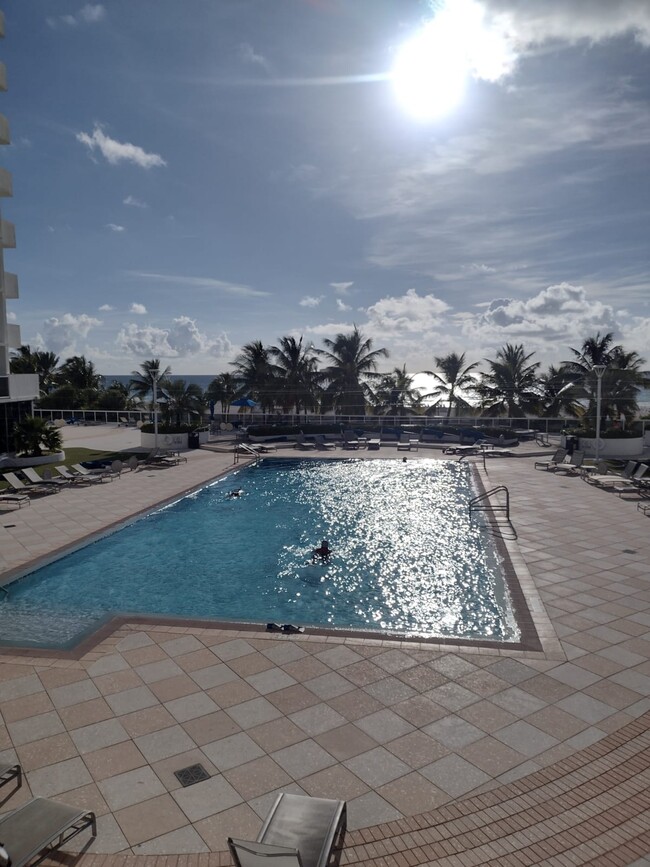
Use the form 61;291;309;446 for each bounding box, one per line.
391;0;513;120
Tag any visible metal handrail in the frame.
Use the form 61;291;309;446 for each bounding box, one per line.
0;585;8;599
469;485;510;520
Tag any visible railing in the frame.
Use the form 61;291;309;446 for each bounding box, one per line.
469;485;510;521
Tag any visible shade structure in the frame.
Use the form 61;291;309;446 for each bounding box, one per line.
231;397;258;408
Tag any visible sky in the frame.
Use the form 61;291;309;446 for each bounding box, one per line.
2;0;650;376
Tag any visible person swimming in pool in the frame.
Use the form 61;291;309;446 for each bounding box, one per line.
227;489;243;498
311;539;332;563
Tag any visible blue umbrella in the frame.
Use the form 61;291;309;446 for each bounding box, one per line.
231;397;258;407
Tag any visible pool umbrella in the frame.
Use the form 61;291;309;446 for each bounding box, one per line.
231;397;258;408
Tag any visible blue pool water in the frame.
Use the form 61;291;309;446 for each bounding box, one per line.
0;458;518;647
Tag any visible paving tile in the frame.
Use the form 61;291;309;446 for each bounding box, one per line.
135;724;197;762
391;694;448;727
228;652;275;678
339;660;386;687
426;681;480;711
422;715;485;749
420;754;491;797
0;690;54;723
121;644;168;667
115;631;155;652
343;746;411;787
493;720;560;756
245;667;297;695
363;677;417;706
64;813;129;854
105;685;159;716
282;656;330;682
158;635;204;657
148;674;202;703
346;791;402;831
164;691;219;723
98;765;166;810
16;732;78;772
460;735;527;774
457;669;509;697
556;693;617;724
150;748;218;791
28;756;93;797
261;642;308;665
247;782;308;820
325;689;384;722
385;730;449;768
289;703;347;736
135;658;184;684
305;671;357;699
207;679;259;709
175;648;223;674
372;649;420;674
86;654;130;678
182;710;241;746
190;663;239;690
194;803;262;853
83;740;147;781
429;655;478;679
171;773;243;821
354;708;415;743
224;755;293;800
377;770;449;814
490;686;548;717
225;696;283;730
133;825;209;854
314;724;379;762
486;658;537;684
70;718;129;754
299;763;369;800
396;664;447;691
210;638;256;661
316;645;363;669
248;717;307;753
457;699;518;733
546;662;601;688
8;710;65;746
114;793;189;846
271;738;337;779
0;674;44;702
525;705;588;739
265;683;322;714
202;731;265;771
119;705;177;738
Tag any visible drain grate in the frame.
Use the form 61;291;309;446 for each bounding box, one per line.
622;549;637;554
174;763;210;787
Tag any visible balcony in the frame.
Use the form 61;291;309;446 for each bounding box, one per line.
0;217;15;247
0;373;39;402
1;270;18;298
0;63;6;93
0;167;12;196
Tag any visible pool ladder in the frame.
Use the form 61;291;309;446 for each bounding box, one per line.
469;485;510;521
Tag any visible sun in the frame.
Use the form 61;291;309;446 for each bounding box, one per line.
391;0;512;121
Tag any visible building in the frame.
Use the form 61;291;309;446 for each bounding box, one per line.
0;10;39;453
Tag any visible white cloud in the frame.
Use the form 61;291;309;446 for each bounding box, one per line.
106;223;125;232
129;303;147;315
330;282;353;295
116;316;232;359
98;304;114;312
299;295;323;308
6;310;16;322
47;4;106;28
36;313;101;355
239;42;270;71
76;125;166;169
365;289;451;336
123;195;147;208
127;271;270;298
336;299;352;312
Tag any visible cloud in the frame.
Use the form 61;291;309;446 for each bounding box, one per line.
98;304;114;312
330;282;353;295
47;3;106;28
76;125;166;169
123;195;147;208
36;313;101;355
6;311;16;322
239;42;270;72
106;223;125;232
127;271;270;298
299;295;323;308
116;316;232;359
364;289;451;336
336;299;351;312
129;303;147;315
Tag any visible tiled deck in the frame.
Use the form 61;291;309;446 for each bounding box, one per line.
1;431;649;864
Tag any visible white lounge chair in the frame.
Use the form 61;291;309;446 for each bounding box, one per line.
71;463;115;482
534;447;567;470
55;466;103;485
0;492;30;508
2;472;60;496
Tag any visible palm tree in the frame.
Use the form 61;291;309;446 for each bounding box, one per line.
318;327;389;416
537;365;583;418
57;355;103;391
563;333;646;427
372;365;423;416
161;380;204;428
129;360;172;410
206;372;239;419
231;340;275;413
12;416;63;457
423;352;479;418
269;336;321;419
477;344;540;417
10;345;60;395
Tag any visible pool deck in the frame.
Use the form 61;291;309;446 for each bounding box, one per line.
0;427;648;865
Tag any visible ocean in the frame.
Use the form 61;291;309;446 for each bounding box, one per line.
103;374;216;392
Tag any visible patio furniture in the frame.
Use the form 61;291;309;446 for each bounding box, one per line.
342;431;360;449
70;463;114;482
54;466;98;485
0;796;96;867
0;763;21;793
2;472;60;497
553;450;585;474
366;437;380;450
314;435;336;450
584;460;637;487
534;447;567;470
228;793;346;867
294;433;316;450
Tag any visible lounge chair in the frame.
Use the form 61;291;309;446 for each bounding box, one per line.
584;460;636;487
55;466;103;486
314;435;336;450
0;492;30;509
71;463;115;482
294;433;316;450
366;437;380;450
342;430;359;449
20;467;69;490
617;463;649;497
2;472;60;497
0;796;96;867
0;762;21;793
534;447;567;470
553;450;585;474
229;793;346;867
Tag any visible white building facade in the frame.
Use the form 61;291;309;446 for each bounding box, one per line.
0;10;39;452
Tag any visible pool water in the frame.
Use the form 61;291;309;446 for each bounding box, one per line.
0;458;519;647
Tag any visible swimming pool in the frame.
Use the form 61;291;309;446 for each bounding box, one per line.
0;458;519;648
